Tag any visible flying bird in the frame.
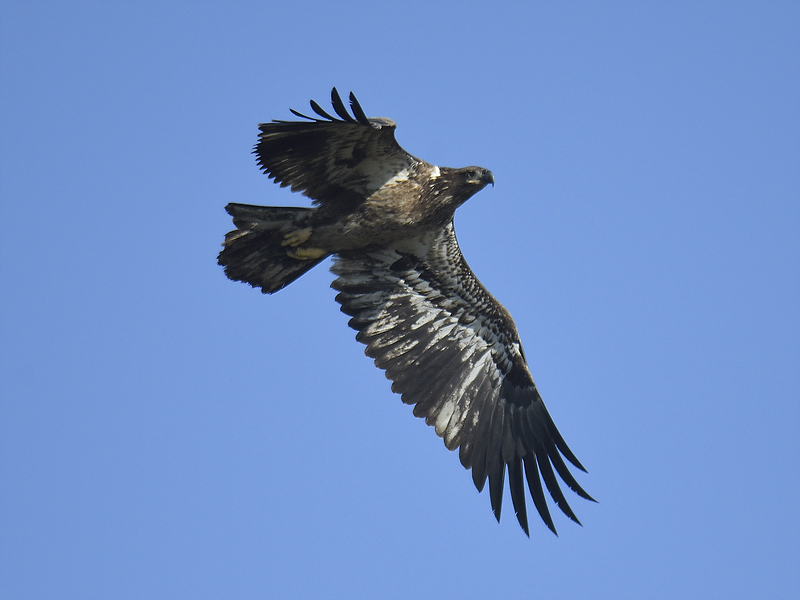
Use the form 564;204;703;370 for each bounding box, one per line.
218;88;594;536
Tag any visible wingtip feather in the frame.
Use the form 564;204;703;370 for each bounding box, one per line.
330;87;356;122
349;91;370;125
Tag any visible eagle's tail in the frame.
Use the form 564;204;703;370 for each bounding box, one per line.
218;203;329;294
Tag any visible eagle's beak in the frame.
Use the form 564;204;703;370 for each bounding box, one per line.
483;169;495;187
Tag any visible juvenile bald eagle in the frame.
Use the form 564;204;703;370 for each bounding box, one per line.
218;88;593;536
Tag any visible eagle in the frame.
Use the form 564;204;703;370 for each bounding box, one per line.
218;88;594;536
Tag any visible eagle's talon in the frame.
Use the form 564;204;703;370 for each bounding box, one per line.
286;246;327;260
281;227;313;247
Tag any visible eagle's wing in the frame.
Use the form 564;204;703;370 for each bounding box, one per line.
254;88;421;207
331;223;594;536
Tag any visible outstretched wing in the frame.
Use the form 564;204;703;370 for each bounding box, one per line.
254;88;423;207
330;223;594;536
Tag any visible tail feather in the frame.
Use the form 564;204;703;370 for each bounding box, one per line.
218;203;328;294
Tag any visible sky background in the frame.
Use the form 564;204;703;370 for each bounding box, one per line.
2;2;798;598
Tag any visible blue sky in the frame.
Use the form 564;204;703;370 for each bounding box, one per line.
2;1;798;598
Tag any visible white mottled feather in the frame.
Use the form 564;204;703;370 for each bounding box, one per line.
330;221;592;535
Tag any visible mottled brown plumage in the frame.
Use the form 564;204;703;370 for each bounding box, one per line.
218;89;593;536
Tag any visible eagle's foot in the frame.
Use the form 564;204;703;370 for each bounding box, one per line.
281;227;313;248
286;246;327;261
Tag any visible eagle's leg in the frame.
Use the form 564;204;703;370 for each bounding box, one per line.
281;227;313;248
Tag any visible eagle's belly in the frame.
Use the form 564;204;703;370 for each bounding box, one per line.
306;180;445;252
309;210;424;251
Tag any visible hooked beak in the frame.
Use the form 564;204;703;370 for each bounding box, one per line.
468;168;494;187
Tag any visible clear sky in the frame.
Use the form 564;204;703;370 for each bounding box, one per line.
2;2;798;599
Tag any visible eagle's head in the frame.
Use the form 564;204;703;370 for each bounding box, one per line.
447;166;494;207
461;166;495;189
424;165;495;223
